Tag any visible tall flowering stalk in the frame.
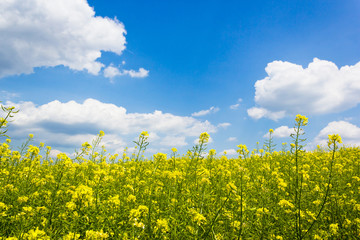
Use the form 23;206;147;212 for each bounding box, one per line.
264;129;276;153
192;132;210;187
290;114;308;239
133;131;149;162
302;134;342;238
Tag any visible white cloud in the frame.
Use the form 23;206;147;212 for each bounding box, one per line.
0;90;19;100
312;121;360;147
103;66;121;79
0;0;127;78
227;137;237;142
159;136;187;147
222;149;237;155
192;106;219;117
247;107;285;121
263;126;294;138
6;98;217;152
217;122;231;129
104;66;149;80
230;103;240;110
230;98;242;110
248;58;360;120
124;68;149;78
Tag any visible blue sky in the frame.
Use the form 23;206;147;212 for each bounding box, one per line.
1;0;360;156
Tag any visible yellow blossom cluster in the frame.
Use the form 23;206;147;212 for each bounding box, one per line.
0;118;358;239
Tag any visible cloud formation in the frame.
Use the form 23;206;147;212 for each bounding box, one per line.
6;98;217;152
192;106;219;117
230;98;242;110
247;107;285;121
104;66;149;80
0;0;127;78
313;121;360;147
227;137;237;142
222;149;237;156
263;126;294;138
217;123;231;129
248;58;360;120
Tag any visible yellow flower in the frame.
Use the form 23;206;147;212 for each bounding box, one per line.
269;129;274;134
189;208;207;225
17;196;29;203
85;229;109;239
278;199;294;208
328;134;342;148
99;130;105;137
171;147;177;153
199;132;210;144
140;131;149;137
155;219;169;233
66;202;77;211
127;194;136;202
63;232;81;240
154;153;167;162
0;202;8;211
329;223;338;235
29;134;34;138
28;145;40;155
82;142;92;149
295;114;308;126
0;118;8;127
24;228;49;240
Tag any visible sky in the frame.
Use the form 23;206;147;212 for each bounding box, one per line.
1;0;360;157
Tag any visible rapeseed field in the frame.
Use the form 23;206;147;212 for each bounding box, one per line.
0;104;359;239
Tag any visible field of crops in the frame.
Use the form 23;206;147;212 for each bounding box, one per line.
1;106;360;239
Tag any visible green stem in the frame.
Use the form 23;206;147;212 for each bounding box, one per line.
302;143;336;238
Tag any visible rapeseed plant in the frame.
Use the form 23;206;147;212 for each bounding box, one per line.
0;104;359;239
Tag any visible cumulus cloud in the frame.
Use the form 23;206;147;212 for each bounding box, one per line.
263;126;294;138
103;66;121;79
104;66;149;80
123;68;149;78
312;121;360;147
247;107;285;121
192;106;219;117
0;0;127;78
248;58;360;120
5;98;217;152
